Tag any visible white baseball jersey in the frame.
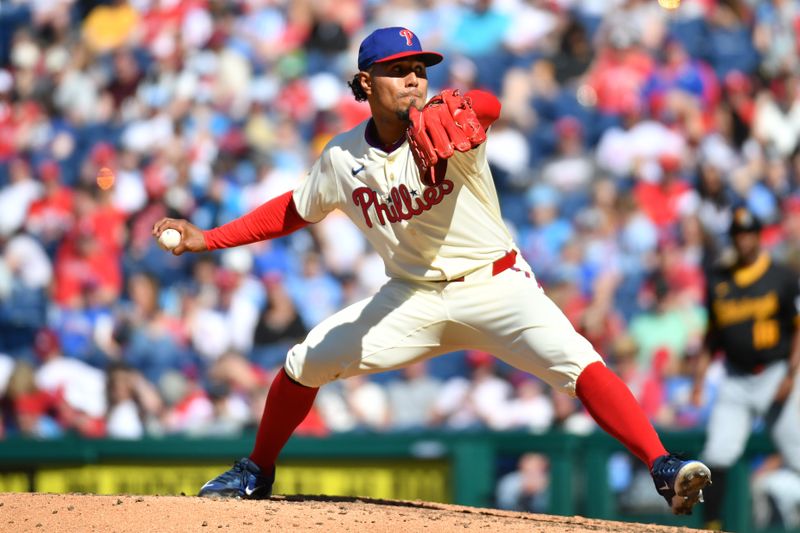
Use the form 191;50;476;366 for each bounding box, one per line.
292;120;516;281
284;118;602;394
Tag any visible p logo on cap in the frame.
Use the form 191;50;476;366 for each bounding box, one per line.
399;29;414;46
357;27;443;71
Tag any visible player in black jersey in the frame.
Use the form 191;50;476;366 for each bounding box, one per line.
692;207;800;530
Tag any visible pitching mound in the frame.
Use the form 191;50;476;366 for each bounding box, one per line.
0;493;708;532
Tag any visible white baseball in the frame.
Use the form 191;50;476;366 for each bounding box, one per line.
158;228;182;251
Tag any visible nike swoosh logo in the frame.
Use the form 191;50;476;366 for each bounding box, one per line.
658;481;670;492
351;165;365;176
244;486;256;496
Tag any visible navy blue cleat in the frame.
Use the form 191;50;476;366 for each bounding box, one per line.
198;457;274;500
651;454;712;515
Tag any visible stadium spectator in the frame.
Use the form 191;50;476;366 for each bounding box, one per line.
495;453;550;513
0;230;51;353
431;350;512;431
0;158;41;239
33;328;106;437
105;363;163;439
386;361;441;431
550;387;594;436
628;275;705;369
316;375;389;433
2;360;61;439
493;374;554;433
160;369;213;434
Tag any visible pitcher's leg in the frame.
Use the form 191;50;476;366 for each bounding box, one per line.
497;292;667;467
576;362;667;466
447;269;708;514
285;281;451;388
200;281;450;499
247;295;393;478
504;288;708;513
249;368;319;469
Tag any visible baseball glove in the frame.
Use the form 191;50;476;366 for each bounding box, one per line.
407;89;487;185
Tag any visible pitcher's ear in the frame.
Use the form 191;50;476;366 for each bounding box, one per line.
360;72;372;96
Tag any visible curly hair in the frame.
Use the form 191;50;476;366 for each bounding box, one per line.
348;73;368;102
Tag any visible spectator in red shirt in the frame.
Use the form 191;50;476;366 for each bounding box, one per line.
53;221;122;307
25;160;74;250
586;31;654;115
635;154;692;229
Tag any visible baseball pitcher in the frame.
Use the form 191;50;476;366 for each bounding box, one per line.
153;27;711;515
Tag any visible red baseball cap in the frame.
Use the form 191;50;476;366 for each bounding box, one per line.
555;116;583;138
91;142;116;166
358;27;443;71
466;350;494;368
34;328;60;358
658;153;682;173
724;70;751;94
38;160;61;182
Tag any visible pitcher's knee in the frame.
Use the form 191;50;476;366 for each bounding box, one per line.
561;352;605;395
284;343;341;388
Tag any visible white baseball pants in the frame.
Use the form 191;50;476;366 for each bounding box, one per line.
284;254;603;394
701;360;800;471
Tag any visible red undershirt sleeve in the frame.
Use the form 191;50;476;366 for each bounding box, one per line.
466;90;502;130
202;190;310;251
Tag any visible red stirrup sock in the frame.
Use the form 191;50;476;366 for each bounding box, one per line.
249;368;319;470
575;361;667;469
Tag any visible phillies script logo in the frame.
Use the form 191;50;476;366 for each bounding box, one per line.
352;179;454;228
400;29;414;46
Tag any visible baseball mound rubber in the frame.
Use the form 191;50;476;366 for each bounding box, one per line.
0;493;714;532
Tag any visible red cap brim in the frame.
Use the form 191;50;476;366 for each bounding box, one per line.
373;50;443;67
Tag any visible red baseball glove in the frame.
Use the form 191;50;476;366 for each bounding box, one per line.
407;89;487;186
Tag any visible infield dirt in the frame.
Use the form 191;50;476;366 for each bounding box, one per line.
0;493;715;532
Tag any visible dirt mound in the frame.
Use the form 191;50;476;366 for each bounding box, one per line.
0;493;709;532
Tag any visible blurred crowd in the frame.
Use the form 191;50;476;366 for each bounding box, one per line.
1;0;800;445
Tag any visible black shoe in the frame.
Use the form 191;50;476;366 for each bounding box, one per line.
198;457;274;500
650;454;711;515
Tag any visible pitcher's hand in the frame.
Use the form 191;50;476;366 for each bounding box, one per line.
152;218;207;256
